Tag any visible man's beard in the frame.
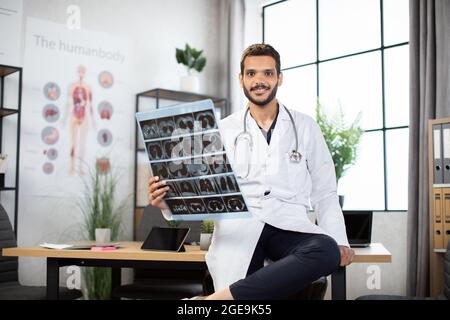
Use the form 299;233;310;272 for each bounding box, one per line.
243;83;278;107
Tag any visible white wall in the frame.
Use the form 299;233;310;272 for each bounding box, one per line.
325;211;408;299
15;0;221;286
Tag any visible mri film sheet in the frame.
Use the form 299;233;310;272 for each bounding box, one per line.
136;99;251;221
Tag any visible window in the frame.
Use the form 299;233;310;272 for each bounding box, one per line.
263;0;409;211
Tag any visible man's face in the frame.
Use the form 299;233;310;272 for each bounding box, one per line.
240;55;282;107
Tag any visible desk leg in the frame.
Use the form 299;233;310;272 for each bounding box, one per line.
331;267;346;300
111;268;121;300
46;258;59;300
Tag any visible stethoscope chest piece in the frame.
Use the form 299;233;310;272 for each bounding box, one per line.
289;150;302;163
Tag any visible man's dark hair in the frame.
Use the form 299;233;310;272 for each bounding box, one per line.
240;44;281;75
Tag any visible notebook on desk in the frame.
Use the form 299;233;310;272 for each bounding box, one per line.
40;242;121;250
343;211;373;248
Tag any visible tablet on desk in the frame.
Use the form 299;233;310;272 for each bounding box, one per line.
141;227;190;252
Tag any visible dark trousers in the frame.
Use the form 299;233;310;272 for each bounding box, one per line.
229;223;341;300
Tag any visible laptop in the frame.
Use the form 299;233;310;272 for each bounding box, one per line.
343;211;373;248
141;227;190;252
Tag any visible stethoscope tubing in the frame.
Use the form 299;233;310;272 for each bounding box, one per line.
234;104;302;178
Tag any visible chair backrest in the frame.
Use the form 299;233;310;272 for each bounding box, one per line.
0;204;18;283
138;206;201;243
444;240;450;299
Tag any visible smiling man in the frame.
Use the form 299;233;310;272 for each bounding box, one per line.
148;43;354;300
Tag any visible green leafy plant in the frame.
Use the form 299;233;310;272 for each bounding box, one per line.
175;43;207;75
201;220;214;234
77;161;127;300
315;100;364;184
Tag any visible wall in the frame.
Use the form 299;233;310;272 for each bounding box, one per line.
307;211;408;299
326;211;407;299
14;0;221;286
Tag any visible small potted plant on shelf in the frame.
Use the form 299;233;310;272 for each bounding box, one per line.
200;220;214;250
315;100;364;208
175;43;207;93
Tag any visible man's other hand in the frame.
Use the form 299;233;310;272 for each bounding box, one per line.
338;245;354;267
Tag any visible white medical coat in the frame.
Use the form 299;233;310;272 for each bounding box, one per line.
163;103;349;291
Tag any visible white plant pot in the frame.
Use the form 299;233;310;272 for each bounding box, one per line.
180;75;200;93
95;228;111;243
200;233;212;251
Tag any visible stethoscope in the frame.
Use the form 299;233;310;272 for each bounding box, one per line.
234;105;302;178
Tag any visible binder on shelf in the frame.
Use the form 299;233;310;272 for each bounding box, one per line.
443;123;450;184
432;188;445;249
444;188;450;246
433;124;444;184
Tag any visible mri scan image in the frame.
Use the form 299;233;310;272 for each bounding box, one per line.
180;136;193;157
215;175;240;194
192;134;204;156
202;132;223;154
165;180;180;198
186;158;210;177
165;199;190;215
207;155;231;174
175;180;200;197
223;195;248;212
141;120;160;139
174;113;195;134
196;177;220;195
163;139;182;159
167;161;189;178
185;198;208;214
194;110;217;131
150;162;170;179
203;197;228;214
157;116;176;138
146;141;163;161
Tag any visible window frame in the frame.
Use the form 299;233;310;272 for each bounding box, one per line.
262;0;409;212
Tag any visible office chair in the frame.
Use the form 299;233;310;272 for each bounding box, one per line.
112;205;205;300
356;240;450;300
0;204;82;300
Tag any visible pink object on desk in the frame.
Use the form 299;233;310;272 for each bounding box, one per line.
91;246;117;251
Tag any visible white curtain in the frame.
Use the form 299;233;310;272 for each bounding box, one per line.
218;0;246;115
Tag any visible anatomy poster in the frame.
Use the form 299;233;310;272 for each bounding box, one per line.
137;100;251;221
21;17;133;197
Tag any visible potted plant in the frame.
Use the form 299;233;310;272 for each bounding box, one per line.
175;43;207;93
315;101;364;208
200;220;214;250
77;158;127;299
165;219;182;228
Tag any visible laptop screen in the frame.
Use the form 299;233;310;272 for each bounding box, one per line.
343;211;373;247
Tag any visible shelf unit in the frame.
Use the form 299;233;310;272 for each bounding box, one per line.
134;88;228;238
428;117;450;296
0;64;22;236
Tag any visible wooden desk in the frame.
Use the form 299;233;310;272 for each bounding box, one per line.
3;242;391;300
3;242;206;300
331;243;392;300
